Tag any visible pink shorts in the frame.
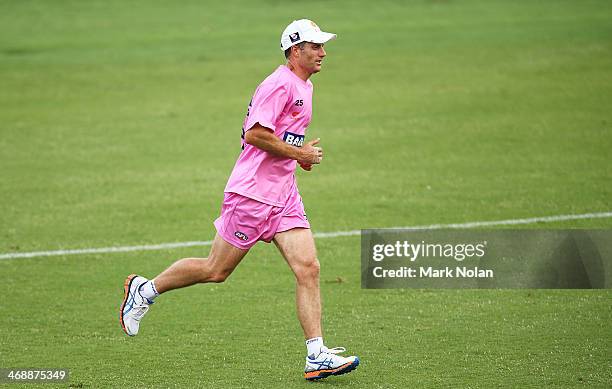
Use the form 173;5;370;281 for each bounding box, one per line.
213;189;310;250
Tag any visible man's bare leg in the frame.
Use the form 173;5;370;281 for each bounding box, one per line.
274;228;360;379
154;233;249;293
273;228;322;339
120;233;248;336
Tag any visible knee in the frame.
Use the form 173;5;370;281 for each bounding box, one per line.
199;261;232;283
295;258;320;285
208;271;230;283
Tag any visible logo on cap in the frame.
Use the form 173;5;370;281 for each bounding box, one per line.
289;32;300;43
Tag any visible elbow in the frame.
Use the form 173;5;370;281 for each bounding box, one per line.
244;125;272;146
244;130;257;145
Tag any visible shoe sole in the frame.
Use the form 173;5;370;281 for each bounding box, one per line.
119;274;138;336
304;357;360;380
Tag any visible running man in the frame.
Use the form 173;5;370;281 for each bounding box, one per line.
119;19;359;380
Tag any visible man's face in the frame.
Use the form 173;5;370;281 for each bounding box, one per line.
295;42;327;74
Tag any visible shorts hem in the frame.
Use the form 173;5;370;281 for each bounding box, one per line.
276;223;311;235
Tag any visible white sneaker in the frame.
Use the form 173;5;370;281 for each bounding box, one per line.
119;274;152;336
304;346;360;380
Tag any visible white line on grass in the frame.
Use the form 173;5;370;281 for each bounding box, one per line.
1;211;611;260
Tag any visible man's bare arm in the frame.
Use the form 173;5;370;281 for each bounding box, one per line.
244;124;323;165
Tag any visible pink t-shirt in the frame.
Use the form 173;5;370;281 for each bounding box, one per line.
224;65;314;206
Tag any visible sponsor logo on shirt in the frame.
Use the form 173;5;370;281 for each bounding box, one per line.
283;131;304;147
234;231;249;241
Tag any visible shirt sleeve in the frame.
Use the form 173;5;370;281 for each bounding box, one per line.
243;80;289;133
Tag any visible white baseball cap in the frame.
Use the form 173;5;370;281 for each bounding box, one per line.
280;19;337;51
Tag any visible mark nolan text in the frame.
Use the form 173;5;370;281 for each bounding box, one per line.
372;266;494;278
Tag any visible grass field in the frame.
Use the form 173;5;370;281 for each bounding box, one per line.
1;0;611;387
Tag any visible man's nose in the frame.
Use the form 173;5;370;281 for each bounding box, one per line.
320;47;326;57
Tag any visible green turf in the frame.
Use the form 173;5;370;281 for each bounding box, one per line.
1;0;611;387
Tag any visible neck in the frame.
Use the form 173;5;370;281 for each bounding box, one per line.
286;61;310;81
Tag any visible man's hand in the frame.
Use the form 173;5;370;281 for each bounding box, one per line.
298;138;323;165
299;162;313;171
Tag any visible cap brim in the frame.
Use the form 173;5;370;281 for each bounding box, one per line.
308;31;337;44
